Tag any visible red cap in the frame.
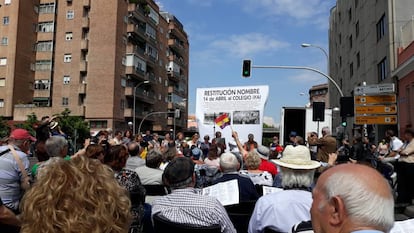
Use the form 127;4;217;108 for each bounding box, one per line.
10;129;36;142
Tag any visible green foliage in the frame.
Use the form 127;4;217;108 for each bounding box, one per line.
262;137;272;147
263;123;272;128
14;113;37;136
0;116;10;138
57;109;90;144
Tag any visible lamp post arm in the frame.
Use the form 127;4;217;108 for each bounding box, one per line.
251;65;344;97
137;111;173;136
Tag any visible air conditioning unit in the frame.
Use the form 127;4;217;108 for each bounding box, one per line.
167;67;173;72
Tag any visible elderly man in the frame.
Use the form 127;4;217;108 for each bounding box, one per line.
45;136;69;159
249;145;320;233
213;152;259;202
125;142;145;170
135;150;163;185
152;157;236;233
0;129;35;212
311;164;394;233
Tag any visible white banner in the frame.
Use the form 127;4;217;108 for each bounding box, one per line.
196;85;269;148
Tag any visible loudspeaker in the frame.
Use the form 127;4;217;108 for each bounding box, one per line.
340;97;354;117
313;102;325;121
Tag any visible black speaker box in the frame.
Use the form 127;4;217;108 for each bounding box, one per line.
313;102;325;121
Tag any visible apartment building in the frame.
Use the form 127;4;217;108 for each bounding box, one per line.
329;0;413;138
309;83;329;107
0;0;188;133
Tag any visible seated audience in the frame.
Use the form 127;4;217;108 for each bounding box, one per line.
135;150;163;185
311;164;394;233
20;156;132;233
33;136;70;177
249;145;320;233
240;150;273;186
204;144;220;168
213;152;259;202
83;144;105;163
105;145;146;233
152;157;236;233
125;142;145;170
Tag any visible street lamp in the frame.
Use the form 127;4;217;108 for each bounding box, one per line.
301;43;329;73
173;98;187;140
133;80;150;135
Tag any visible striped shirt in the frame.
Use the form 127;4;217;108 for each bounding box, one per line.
152;188;236;233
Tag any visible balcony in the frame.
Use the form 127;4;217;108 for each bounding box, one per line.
78;83;86;94
80;39;88;51
146;72;157;84
80;61;88;72
167;70;180;82
125;66;146;81
82;17;90;28
127;24;146;41
33;89;50;98
136;91;156;104
124;108;133;117
83;0;90;7
168;39;185;56
128;4;147;22
124;86;133;96
126;44;145;58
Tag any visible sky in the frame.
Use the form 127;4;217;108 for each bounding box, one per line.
157;0;337;125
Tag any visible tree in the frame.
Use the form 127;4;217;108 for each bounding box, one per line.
57;109;90;146
0;116;10;138
14;113;37;136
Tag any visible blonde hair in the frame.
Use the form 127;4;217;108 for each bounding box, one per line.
20;156;132;233
245;151;262;170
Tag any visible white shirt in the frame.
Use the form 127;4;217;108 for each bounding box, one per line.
249;190;312;233
391;136;404;159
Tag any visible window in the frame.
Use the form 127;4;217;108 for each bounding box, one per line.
356;52;360;68
62;97;69;106
355;0;359;8
63;75;70;84
0;99;4;108
348;8;352;21
145;25;156;39
355;21;359;38
65;32;73;41
339;33;342;44
349;35;353;48
3;16;9;25
377;14;386;41
64;54;72;63
0;78;5;86
1;37;8;45
339;56;342;67
89;120;108;129
4;0;11;5
120;99;125;110
350;62;354;77
39;3;55;14
35;60;52;71
66;10;74;19
0;58;6;66
377;57;388;81
37;22;54;32
36;41;53;52
34;80;50;90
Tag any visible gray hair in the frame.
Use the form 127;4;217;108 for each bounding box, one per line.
281;167;315;188
220;152;240;173
146;150;163;168
45;136;68;158
322;126;331;135
323;172;394;232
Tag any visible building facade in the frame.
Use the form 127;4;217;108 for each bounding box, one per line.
0;0;188;133
309;83;329;107
329;0;413;139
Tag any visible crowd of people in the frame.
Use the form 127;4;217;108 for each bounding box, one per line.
0;117;410;233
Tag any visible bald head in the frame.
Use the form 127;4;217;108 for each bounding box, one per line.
311;164;394;233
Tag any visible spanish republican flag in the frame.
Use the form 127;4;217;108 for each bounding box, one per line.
215;113;230;129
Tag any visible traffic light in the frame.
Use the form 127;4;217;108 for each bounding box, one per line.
242;60;251;78
174;109;181;119
341;117;347;127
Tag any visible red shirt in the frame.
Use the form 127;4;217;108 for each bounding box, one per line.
259;159;277;176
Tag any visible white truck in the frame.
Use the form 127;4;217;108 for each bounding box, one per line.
280;106;333;146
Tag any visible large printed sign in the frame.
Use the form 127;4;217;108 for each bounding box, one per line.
196;85;269;148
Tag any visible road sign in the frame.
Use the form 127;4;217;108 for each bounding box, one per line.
355;104;397;115
355;115;397;125
354;83;395;95
354;95;396;105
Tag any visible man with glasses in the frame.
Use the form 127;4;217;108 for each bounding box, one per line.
0;129;36;212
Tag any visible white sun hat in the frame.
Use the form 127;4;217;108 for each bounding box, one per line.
272;145;320;170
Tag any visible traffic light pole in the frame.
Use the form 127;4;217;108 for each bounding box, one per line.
251;65;344;97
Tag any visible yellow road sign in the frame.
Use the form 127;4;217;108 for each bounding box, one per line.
355;115;397;125
354;95;396;105
355;105;397;115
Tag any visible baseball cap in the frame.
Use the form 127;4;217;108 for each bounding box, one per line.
10;129;36;142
